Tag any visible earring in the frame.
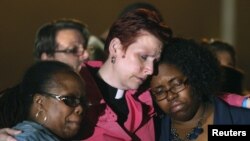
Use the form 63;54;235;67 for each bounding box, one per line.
35;110;47;125
35;111;40;118
111;56;116;64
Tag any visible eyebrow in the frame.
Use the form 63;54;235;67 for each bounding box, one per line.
62;92;82;97
166;76;185;84
57;42;84;47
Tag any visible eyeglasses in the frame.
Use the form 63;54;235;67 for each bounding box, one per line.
151;79;188;101
39;91;86;108
54;45;85;56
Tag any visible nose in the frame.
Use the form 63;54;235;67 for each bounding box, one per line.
144;61;154;76
77;49;89;64
166;91;178;102
82;48;89;61
74;104;84;116
79;49;89;61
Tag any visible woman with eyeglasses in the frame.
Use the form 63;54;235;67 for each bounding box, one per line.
6;61;88;140
150;37;250;141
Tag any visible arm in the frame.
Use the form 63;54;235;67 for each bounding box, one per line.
0;128;21;141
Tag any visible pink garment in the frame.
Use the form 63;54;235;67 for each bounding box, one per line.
219;93;246;107
80;61;155;141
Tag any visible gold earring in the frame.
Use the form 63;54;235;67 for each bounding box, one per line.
35;110;47;125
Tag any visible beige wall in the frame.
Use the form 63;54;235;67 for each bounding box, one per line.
0;0;249;91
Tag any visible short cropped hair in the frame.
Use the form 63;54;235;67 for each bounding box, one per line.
105;9;172;53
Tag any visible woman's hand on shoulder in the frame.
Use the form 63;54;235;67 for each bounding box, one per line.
0;128;21;141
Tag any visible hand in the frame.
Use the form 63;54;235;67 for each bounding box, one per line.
0;128;21;141
246;98;250;108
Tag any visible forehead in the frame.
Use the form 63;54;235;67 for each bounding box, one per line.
152;64;182;82
216;51;233;60
158;64;182;76
216;51;234;66
56;29;84;45
127;31;162;55
50;72;85;96
151;64;185;88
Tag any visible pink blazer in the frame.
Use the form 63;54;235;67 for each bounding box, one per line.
80;61;155;141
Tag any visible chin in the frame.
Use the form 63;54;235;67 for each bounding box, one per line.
62;123;81;138
133;81;143;89
128;85;139;90
62;129;79;139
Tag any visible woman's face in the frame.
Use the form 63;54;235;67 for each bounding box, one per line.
40;72;86;139
150;63;200;121
112;30;162;90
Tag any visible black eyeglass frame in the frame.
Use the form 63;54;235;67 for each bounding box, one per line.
151;78;188;101
54;45;85;56
38;91;86;108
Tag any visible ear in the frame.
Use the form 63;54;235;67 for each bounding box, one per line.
108;38;122;56
33;94;44;109
41;53;53;60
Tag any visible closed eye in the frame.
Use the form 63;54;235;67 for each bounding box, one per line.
171;79;184;86
140;55;147;61
151;87;165;95
68;46;79;54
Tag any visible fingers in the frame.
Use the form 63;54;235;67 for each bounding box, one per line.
0;134;16;141
6;136;17;141
3;128;21;135
0;128;21;141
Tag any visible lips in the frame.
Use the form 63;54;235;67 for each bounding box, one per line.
170;101;184;113
68;116;82;126
68;120;81;130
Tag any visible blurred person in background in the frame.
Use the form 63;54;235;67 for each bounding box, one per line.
202;38;250;108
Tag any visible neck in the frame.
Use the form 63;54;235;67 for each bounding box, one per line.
171;103;209;140
172;103;206;128
98;60;125;90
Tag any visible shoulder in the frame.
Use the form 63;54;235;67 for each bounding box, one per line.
13;121;59;141
153;115;171;141
80;61;102;77
128;90;153;108
215;98;250;124
84;60;103;68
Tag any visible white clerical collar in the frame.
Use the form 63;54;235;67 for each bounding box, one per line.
115;89;124;99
